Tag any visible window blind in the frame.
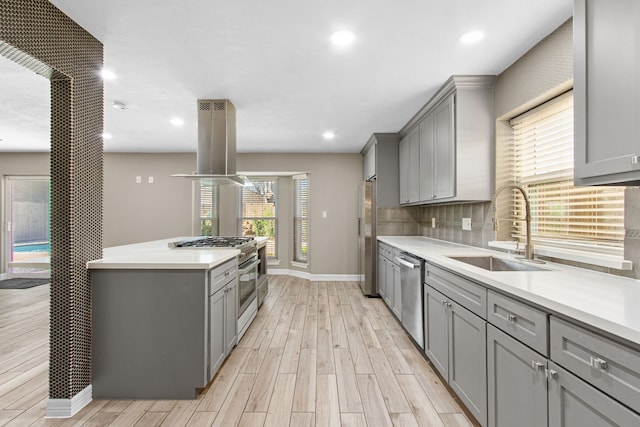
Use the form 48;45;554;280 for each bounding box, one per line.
199;181;218;236
293;174;309;264
240;177;278;257
498;91;625;246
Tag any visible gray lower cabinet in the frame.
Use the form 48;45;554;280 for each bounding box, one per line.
548;361;640;426
378;243;402;319
377;252;387;301
487;324;547;427
210;272;238;379
391;261;401;319
424;284;487;426
209;285;226;376
224;278;237;355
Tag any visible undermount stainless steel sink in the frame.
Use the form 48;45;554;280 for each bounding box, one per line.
447;256;548;272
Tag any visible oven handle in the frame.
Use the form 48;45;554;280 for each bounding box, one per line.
238;259;260;274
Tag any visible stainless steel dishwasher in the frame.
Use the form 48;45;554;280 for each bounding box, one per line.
395;252;424;349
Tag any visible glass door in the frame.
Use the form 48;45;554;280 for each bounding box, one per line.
4;176;51;277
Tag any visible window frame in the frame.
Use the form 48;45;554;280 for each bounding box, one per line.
292;173;309;265
238;177;278;259
197;180;219;236
495;90;625;254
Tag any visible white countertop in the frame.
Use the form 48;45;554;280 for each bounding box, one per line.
378;236;640;349
87;237;253;270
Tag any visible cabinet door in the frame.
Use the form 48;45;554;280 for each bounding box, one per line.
448;299;487;427
424;285;449;379
419;115;435;201
224;281;238;355
433;95;455;199
407;128;421;203
548;362;640;427
399;136;410;204
364;146;376;180
210;288;226;378
385;258;394;309
392;262;402;320
377;254;386;300
487;325;547;427
574;0;640;185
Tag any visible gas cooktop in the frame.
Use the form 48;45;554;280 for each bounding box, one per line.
169;236;255;249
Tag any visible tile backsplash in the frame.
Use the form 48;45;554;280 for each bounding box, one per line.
377;189;640;280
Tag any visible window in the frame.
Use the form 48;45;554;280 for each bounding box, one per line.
496;91;625;248
199;180;218;236
240;177;277;258
293;174;309;264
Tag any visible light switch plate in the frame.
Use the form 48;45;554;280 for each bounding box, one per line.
462;218;472;231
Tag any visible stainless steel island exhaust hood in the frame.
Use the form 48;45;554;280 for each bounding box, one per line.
172;99;251;185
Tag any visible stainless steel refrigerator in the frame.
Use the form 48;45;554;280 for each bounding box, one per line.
358;179;376;296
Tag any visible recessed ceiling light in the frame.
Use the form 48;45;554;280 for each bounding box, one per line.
330;30;355;47
101;132;112;140
170;118;185;126
112;101;127;110
323;131;336;140
100;69;117;80
459;30;485;44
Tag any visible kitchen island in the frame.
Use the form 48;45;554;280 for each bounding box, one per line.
88;238;241;399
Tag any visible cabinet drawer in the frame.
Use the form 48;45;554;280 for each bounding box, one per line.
487;290;548;356
211;259;237;294
550;316;640;413
378;242;393;260
425;263;486;319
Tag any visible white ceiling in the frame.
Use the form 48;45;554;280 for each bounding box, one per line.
0;0;572;153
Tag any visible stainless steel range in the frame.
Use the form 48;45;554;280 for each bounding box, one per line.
169;236;259;340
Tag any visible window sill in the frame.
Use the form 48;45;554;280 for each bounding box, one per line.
291;261;308;269
488;241;632;271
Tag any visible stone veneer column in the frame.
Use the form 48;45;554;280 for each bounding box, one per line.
0;0;103;412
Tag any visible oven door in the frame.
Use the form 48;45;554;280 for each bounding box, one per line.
237;258;260;316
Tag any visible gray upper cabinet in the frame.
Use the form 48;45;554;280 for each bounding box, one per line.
574;0;640;185
420;95;455;201
361;133;400;207
400;75;495;205
399;128;420;204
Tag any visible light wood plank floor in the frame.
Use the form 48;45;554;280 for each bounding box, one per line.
0;276;475;426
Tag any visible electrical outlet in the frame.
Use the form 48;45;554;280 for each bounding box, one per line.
148;176;154;184
135;176;141;184
431;217;436;228
462;218;472;231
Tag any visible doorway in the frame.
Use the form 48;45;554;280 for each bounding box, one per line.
4;176;51;278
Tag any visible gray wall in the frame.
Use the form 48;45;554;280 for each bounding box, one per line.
102;153;193;247
381;18;640;279
234;154;362;276
1;152;362;275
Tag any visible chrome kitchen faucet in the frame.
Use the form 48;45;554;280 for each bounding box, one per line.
492;183;543;263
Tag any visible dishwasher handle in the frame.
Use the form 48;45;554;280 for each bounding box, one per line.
394;255;420;269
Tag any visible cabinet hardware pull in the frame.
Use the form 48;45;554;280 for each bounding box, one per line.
631;155;639;165
507;314;517;322
590;357;608;370
446;302;452;308
545;369;558;379
531;361;545;370
441;299;448;306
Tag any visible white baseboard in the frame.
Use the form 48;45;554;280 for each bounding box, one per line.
268;270;360;282
45;385;92;418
